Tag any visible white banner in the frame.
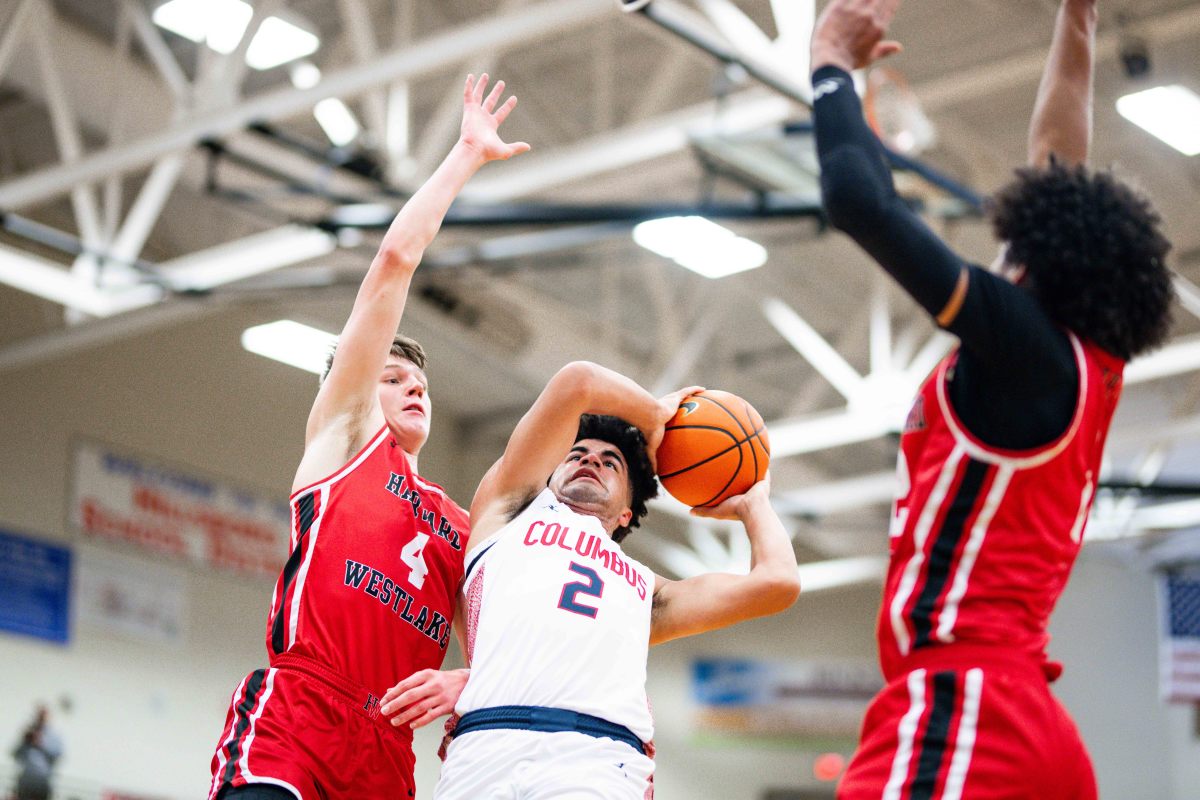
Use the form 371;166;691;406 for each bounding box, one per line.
69;441;290;580
76;547;187;644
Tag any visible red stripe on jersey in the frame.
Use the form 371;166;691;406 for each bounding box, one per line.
466;562;486;665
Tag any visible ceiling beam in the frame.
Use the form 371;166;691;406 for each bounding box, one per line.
0;0;612;211
471;3;1200;202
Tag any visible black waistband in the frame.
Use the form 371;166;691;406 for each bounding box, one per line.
454;705;645;755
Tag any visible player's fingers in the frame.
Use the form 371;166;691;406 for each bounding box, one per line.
878;0;903;23
690;497;740;520
463;74;475;103
382;668;434;700
505;142;532;159
391;702;427;726
484;80;506;113
409;707;443;729
869;40;903;62
493;95;519;125
473;73;490;103
380;685;433;716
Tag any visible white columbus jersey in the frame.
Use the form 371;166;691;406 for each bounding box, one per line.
455;488;655;742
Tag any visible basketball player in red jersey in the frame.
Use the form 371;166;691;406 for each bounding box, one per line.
207;74;529;800
810;1;1173;798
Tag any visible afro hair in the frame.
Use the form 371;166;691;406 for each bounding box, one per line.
989;158;1174;360
575;414;659;543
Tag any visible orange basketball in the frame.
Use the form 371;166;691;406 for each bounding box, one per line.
656;390;770;508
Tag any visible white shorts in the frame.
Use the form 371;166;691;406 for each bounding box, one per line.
433;728;654;800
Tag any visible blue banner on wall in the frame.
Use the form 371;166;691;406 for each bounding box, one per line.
0;529;72;644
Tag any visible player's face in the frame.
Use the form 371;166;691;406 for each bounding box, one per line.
378;358;431;449
550;439;634;530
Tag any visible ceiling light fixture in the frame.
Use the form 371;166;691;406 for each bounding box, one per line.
241;320;337;374
245;15;320;71
154;0;319;71
287;63;364;148
313;99;362;147
1116;85;1200;156
632;216;767;279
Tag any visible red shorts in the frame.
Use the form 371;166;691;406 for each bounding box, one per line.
838;646;1096;800
209;654;415;800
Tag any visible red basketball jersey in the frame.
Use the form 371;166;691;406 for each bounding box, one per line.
879;334;1124;680
268;425;469;702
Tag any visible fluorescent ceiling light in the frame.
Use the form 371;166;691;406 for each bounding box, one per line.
290;63;366;149
330;204;394;227
242;320;337;374
153;0;251;54
314;98;361;147
154;0;319;70
632;216;767;279
246;16;320;71
1116;85;1200;156
289;61;322;90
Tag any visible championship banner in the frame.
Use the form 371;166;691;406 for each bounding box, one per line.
69;441;291;580
692;658;880;745
0;529;72;644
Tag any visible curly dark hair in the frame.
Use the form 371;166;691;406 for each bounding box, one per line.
576;414;659;543
989;159;1174;360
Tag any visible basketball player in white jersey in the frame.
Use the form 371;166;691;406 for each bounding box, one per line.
382;361;801;798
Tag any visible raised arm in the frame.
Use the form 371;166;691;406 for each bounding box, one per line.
467;363;695;547
1028;0;1098;167
650;478;800;645
809;0;1078;449
295;75;529;490
810;0;966;326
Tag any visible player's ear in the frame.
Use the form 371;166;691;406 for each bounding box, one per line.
617;506;633;529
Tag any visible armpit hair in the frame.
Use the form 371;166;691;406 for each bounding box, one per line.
505;489;540;523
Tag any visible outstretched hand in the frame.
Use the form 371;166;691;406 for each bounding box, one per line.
380;668;470;730
689;472;772;521
459;74;531;163
646;385;705;471
811;0;904;73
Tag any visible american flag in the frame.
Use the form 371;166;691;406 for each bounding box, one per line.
1160;570;1200;702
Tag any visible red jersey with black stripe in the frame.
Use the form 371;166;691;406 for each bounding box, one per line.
267;425;469;702
879;333;1124;680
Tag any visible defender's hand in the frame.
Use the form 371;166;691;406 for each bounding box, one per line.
459;74;531;163
380;668;470;729
811;0;904;73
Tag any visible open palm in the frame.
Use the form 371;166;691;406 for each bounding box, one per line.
459;73;530;162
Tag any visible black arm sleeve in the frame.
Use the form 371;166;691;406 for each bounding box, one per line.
811;66;1078;450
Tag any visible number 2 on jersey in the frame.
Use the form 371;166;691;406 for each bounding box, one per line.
558;562;604;619
400;532;430;588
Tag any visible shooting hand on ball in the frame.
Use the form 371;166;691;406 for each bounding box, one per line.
646;385;704;470
690;471;773;521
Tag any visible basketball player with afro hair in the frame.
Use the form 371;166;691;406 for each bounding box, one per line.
380;361;800;799
810;0;1172;797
